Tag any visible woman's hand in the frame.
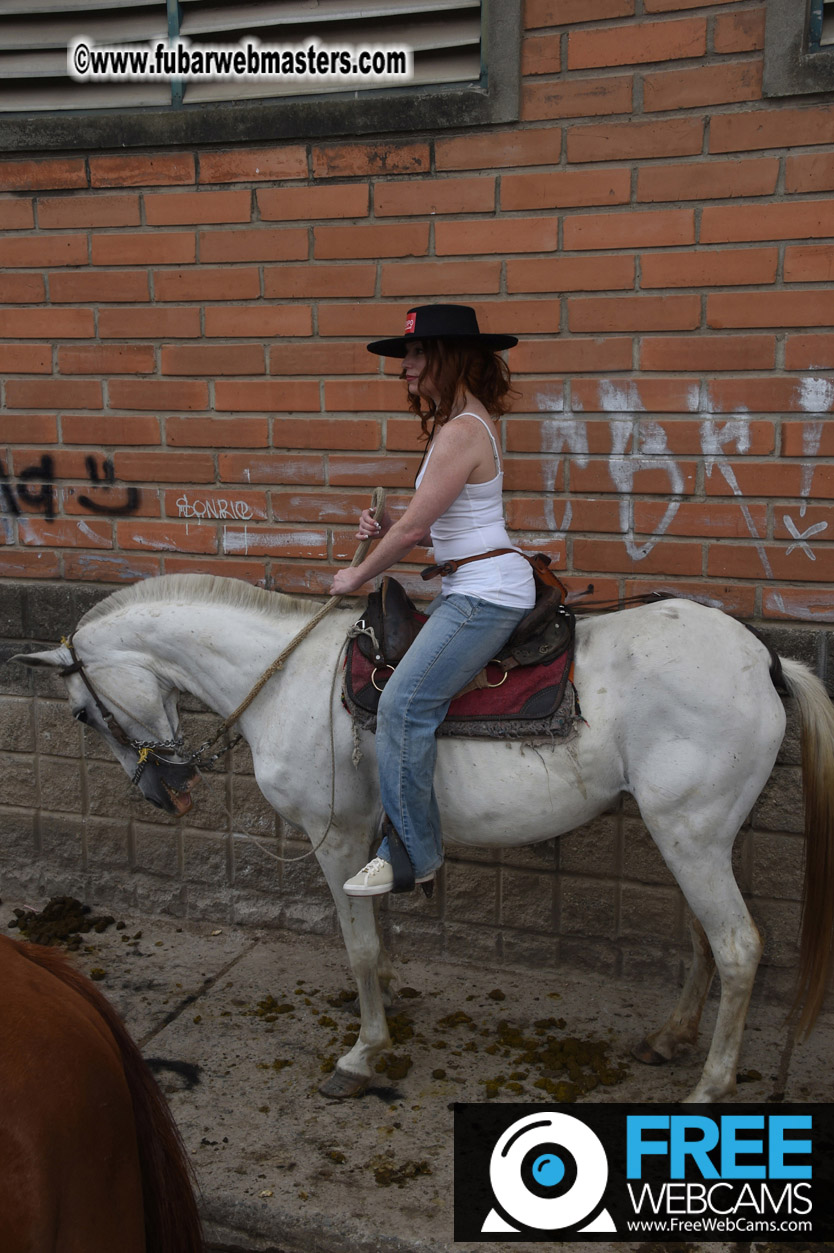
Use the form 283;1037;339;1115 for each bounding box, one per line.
330;506;392;596
355;507;389;540
329;567;367;597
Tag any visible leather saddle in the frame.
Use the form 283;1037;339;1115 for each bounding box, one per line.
350;553;574;677
350;575;426;670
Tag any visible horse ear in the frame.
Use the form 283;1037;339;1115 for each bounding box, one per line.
8;647;71;669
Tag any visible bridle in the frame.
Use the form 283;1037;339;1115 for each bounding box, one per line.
57;636;207;781
58;578;346;787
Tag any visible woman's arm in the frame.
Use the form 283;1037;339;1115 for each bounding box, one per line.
330;423;479;595
356;508;428;546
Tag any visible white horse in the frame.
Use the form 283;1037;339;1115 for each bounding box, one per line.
12;574;834;1102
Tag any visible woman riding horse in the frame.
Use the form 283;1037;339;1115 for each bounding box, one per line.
329;304;535;898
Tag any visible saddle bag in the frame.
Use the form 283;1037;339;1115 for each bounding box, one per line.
496;554;574;669
420;549;573;671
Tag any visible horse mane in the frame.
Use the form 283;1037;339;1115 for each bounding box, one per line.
77;573;317;631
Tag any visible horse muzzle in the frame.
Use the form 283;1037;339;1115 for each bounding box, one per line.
145;763;201;815
162;772;199;816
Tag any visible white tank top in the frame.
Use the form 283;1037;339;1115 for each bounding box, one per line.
415;412;535;610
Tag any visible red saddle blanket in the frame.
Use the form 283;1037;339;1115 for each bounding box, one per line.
342;638;576;740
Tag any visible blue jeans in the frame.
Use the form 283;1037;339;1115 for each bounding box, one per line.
375;593;528;878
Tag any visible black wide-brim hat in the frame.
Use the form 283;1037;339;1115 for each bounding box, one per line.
366;304;518;358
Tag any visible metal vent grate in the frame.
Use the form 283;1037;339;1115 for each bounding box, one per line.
0;0;483;115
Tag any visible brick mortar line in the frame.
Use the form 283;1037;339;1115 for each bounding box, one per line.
3;137;826;192
3;172;826;199
6;189;832;222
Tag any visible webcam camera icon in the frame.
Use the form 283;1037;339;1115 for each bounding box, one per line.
482;1111;616;1234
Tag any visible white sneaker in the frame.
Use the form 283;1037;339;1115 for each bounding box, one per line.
342;856;435;897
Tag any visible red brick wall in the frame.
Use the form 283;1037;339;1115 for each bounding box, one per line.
1;0;833;625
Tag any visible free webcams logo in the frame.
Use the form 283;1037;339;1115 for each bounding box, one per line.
454;1103;834;1242
481;1111;615;1234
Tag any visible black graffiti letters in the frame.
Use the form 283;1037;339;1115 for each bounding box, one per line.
0;461;20;517
77;456;140;516
0;454;56;520
0;454;139;520
17;455;57;521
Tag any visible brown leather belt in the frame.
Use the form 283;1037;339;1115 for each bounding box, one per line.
420;548;518;581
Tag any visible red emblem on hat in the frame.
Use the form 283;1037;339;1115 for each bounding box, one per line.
404;312;416;335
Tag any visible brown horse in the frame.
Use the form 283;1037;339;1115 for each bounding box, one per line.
0;934;203;1253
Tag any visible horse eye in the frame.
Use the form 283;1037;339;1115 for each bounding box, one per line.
73;708;88;723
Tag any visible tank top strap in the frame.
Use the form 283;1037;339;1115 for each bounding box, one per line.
451;411;501;472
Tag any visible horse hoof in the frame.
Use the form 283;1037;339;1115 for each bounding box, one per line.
319;1068;369;1099
632;1038;669;1066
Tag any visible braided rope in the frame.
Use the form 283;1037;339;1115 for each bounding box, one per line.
216;487;387;865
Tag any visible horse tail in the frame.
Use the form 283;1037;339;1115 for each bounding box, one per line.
779;657;834;1037
15;941;204;1253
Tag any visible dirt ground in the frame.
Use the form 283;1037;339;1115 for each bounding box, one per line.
3;895;832;1253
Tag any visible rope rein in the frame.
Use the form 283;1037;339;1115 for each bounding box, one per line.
182;487;386;862
194;486;387;757
233;634;351;865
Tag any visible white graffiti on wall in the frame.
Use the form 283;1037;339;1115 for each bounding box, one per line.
176;494;254;520
700;413;771;576
612;422;685;563
536;375;832;620
538;415;588;540
784;419;825;560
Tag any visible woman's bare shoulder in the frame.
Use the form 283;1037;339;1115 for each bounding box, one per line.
421;418;482;475
436;411;494;444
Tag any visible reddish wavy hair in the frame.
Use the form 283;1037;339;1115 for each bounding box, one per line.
405;338;517;440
